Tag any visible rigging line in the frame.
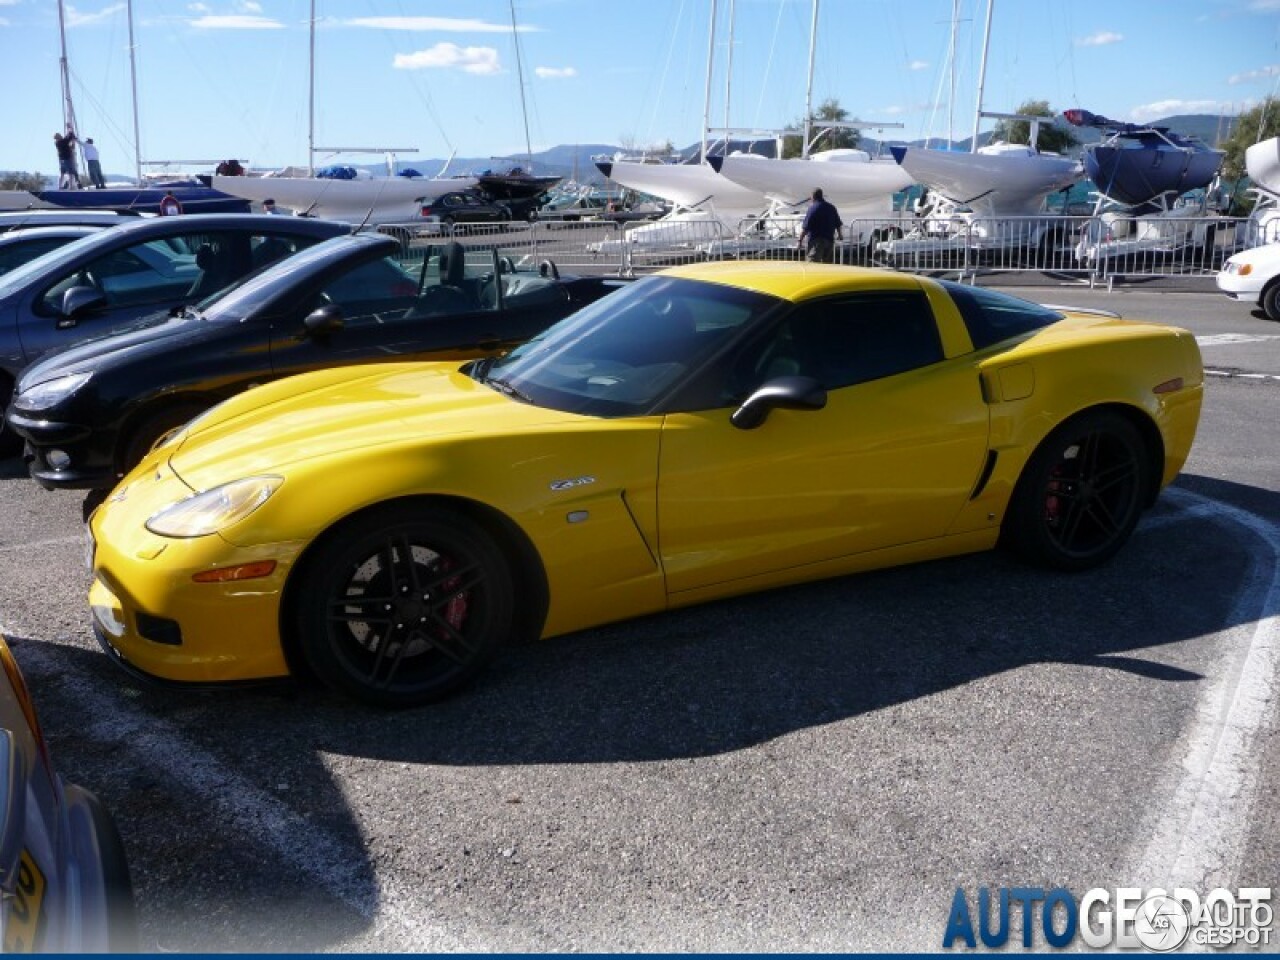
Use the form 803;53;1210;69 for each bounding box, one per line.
751;0;787;129
384;0;453;154
643;0;687;147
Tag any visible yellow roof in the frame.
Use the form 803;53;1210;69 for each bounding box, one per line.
658;260;926;302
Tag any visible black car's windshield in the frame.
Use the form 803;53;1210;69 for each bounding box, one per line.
198;238;373;321
481;275;780;417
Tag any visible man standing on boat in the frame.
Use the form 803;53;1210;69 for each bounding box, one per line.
82;138;106;189
797;188;842;263
159;191;183;216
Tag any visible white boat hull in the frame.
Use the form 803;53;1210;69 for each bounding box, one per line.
714;151;914;208
891;145;1080;217
595;159;768;221
1246;137;1280;199
211;174;476;222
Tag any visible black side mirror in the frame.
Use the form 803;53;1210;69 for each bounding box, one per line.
303;303;344;336
58;285;106;326
731;375;827;430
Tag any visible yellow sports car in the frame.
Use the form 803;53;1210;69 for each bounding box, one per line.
87;263;1203;707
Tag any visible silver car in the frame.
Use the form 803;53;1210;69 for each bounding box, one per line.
0;631;135;951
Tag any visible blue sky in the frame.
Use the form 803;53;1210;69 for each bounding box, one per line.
1;0;1278;177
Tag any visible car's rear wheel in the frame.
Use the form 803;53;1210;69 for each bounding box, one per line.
1002;410;1149;571
295;504;513;707
0;372;20;458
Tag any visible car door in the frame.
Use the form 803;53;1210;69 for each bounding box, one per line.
655;291;991;595
267;248;530;375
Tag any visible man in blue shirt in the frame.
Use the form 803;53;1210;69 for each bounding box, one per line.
797;188;842;263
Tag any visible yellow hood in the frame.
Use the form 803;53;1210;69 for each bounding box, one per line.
168;362;581;490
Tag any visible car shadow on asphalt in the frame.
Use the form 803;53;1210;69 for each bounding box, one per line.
13;472;1277;950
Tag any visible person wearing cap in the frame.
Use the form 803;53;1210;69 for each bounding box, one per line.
263;197;290;215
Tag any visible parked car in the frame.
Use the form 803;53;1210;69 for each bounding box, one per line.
8;237;629;496
0;631;135;951
84;262;1202;708
1217;241;1280;321
0;226;103;277
0;214;350;448
418;191;512;233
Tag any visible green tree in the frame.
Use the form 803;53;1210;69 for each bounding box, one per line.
781;98;861;159
1218;97;1280;180
989;99;1079;154
0;171;45;191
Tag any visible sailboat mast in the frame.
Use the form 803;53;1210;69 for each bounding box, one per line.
126;0;143;184
700;0;718;163
802;0;819;158
56;0;78;135
308;0;316;177
970;0;994;152
723;0;735;138
509;0;534;167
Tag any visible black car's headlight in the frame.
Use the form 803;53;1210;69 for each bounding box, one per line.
15;372;92;412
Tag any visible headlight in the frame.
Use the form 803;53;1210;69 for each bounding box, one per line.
1223;261;1252;276
145;475;283;538
16;372;92;411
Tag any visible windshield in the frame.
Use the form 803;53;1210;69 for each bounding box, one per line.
0;227;122;299
482;275;780;417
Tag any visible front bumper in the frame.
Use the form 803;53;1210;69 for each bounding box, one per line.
87;461;303;685
6;409;117;489
1214;273;1263;303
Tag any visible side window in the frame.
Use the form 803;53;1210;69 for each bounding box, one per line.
941;281;1061;349
732;292;944;395
0;238;66;276
409;245;501;316
311;257;420;328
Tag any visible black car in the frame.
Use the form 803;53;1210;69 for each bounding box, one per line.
8;237;628;497
0;213;349;429
419;190;514;231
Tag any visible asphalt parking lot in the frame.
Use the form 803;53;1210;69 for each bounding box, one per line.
1;282;1277;951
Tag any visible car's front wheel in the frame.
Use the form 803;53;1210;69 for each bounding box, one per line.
1263;282;1280;323
294;504;514;707
1002;410;1150;571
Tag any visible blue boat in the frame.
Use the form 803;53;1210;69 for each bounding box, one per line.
1064;109;1223;211
31;179;249;215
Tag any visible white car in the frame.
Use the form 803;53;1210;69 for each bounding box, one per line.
1217;241;1280;321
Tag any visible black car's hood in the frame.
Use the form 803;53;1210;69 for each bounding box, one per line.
18;309;214;390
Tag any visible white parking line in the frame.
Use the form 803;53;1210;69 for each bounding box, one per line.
1134;487;1280;889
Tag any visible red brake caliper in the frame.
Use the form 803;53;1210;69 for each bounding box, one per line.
437;558;468;632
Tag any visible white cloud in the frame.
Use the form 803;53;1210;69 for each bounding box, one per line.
0;1;18;6
393;43;501;75
908;60;929;71
238;0;262;12
189;14;283;29
1249;0;1280;10
534;66;576;79
1077;31;1123;46
1130;99;1223;123
187;2;210;11
66;4;126;27
1228;64;1280;85
345;17;535;33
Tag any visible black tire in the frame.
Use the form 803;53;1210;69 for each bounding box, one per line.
0;372;20;458
293;504;514;707
1262;283;1280;323
1002;410;1150;571
119;403;206;476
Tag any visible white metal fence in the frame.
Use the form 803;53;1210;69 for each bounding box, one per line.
371;212;1262;286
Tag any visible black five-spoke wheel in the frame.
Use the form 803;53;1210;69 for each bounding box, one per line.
1004;410;1150;571
296;505;513;707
